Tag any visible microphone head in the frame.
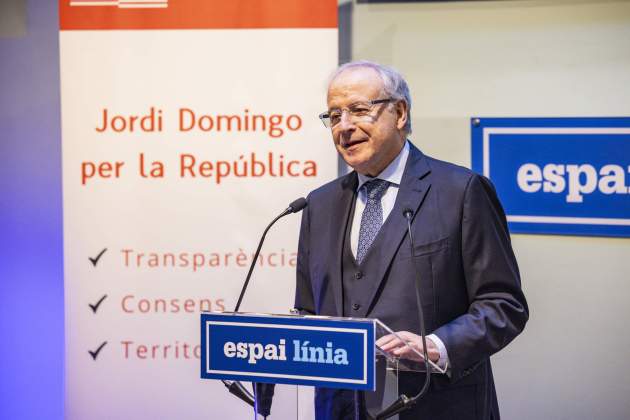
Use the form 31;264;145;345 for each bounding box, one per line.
402;207;414;219
288;197;308;213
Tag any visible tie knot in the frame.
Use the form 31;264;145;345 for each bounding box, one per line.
364;179;390;201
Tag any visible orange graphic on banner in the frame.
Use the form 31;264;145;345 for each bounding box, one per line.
60;0;337;30
69;1;168;10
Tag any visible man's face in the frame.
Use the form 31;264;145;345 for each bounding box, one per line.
326;67;407;177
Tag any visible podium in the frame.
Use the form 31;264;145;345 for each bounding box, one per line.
201;312;446;419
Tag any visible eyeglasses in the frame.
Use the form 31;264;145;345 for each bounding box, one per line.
318;98;393;128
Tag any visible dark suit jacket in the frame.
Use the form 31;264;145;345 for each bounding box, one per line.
295;143;528;420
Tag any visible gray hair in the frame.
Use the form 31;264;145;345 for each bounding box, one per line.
329;60;412;134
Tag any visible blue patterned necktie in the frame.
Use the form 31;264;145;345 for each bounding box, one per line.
356;179;390;264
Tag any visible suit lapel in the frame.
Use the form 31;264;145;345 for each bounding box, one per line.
328;171;357;317
360;145;432;317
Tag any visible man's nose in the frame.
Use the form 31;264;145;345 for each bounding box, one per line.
337;110;356;132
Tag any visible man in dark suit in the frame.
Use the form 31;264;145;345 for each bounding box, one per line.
294;61;528;419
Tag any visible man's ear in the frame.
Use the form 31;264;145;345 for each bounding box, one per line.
395;100;408;131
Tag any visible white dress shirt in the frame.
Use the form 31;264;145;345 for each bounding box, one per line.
350;141;449;369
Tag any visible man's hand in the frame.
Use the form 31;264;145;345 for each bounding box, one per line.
376;331;440;363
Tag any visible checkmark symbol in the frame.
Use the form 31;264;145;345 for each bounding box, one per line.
89;294;108;313
89;341;108;360
89;248;107;267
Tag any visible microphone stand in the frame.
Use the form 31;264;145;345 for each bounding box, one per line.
234;200;303;313
221;197;308;417
375;208;432;420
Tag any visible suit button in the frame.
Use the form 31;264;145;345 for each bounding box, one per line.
355;271;363;279
352;303;361;311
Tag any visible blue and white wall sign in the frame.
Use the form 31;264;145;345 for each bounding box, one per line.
472;117;630;237
200;313;376;390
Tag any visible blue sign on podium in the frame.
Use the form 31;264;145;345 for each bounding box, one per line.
200;313;376;390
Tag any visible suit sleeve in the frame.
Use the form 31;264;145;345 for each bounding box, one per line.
432;174;529;380
294;195;316;315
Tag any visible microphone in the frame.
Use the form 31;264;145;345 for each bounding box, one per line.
375;207;431;420
222;197;308;415
284;197;308;215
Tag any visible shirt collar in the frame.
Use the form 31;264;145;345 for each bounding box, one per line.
356;140;410;191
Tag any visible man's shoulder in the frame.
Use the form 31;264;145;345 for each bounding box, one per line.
414;149;480;188
426;154;474;177
420;152;501;206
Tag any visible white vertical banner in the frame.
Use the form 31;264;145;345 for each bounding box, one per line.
59;1;337;418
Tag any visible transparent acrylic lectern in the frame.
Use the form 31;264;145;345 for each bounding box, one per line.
202;311;447;420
